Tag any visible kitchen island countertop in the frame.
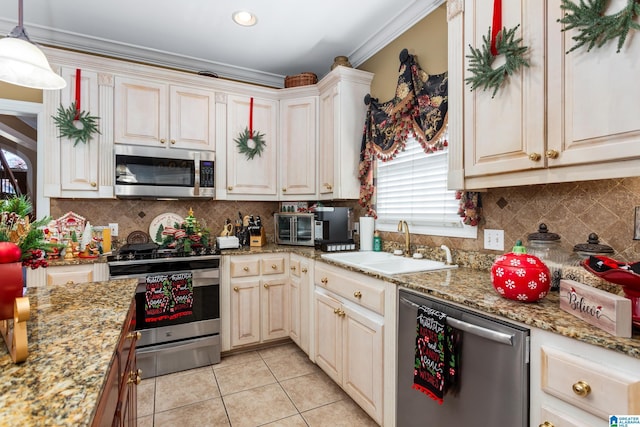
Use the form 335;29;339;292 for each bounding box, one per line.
0;278;137;426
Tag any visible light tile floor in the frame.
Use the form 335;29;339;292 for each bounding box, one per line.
136;343;379;427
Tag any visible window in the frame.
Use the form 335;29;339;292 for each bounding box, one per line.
375;136;477;238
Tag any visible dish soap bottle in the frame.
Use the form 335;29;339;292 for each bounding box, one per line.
373;230;382;252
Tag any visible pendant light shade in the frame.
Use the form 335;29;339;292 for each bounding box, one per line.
0;0;66;90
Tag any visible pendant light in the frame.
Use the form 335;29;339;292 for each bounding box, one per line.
0;0;66;90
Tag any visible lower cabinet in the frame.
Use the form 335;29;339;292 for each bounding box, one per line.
92;298;139;427
289;254;312;355
26;262;109;287
224;254;290;350
314;263;385;425
530;328;640;427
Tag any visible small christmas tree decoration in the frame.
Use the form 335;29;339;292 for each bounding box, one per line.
465;25;530;98
558;0;640;53
52;101;101;147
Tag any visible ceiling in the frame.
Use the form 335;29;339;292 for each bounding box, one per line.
0;0;443;88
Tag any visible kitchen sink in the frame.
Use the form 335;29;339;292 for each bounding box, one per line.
321;251;457;275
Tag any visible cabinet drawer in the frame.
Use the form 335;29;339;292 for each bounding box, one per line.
229;258;260;278
315;264;384;315
261;255;286;275
541;346;640;419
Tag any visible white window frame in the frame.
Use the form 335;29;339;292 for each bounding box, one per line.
374;136;477;239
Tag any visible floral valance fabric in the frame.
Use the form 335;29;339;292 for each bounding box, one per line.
358;49;449;217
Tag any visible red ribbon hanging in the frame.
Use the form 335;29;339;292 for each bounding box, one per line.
74;68;81;120
490;0;502;56
249;97;254;139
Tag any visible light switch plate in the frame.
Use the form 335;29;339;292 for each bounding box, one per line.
484;229;504;251
109;223;119;237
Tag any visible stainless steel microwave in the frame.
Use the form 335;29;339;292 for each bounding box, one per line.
114;145;214;199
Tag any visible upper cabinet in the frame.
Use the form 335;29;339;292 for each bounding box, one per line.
43;59;115;199
223;94;279;199
114;76;216;151
279;92;318;199
317;67;373;200
447;0;640;190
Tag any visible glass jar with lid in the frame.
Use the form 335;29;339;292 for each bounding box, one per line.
568;232;615;265
525;223;571;290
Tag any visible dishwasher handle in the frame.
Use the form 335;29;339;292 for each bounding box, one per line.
400;297;514;346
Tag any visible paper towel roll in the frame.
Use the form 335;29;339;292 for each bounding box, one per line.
359;216;374;251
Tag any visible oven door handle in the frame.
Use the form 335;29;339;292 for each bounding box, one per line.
400;297;514;346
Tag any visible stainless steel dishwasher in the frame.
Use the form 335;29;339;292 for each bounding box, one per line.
397;288;530;427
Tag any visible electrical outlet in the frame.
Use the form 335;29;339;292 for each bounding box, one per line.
109;223;119;237
484;229;504;251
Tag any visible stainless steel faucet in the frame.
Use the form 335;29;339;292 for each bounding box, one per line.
397;220;410;256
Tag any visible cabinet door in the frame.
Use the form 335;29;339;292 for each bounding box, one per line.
546;0;640;167
229;279;261;348
114;76;168;146
290;256;311;355
318;87;337;198
59;67;100;192
261;278;290;342
289;260;302;347
314;290;342;384
169;85;215;151
462;0;546;177
342;304;383;424
225;94;278;199
280;96;317;198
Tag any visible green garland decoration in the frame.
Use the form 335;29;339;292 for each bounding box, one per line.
234;127;266;160
558;0;640;53
52;101;101;147
465;25;530;98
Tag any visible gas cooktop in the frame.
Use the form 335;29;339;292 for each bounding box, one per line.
107;244;220;264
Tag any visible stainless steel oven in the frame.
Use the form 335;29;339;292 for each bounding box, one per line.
108;252;221;378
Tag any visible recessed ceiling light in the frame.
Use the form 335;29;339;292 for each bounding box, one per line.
232;10;257;27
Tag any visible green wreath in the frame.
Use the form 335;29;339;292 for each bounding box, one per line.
52;101;101;147
559;0;640;53
234;127;266;160
465;25;530;98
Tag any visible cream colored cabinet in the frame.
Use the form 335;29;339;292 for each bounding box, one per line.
317;67;374;200
289;254;312;355
223;94;279;200
25;262;109;287
530;327;640;427
313;262;384;424
43;61;115;198
224;254;289;350
114;76;215;151
447;0;640;190
279;94;318;199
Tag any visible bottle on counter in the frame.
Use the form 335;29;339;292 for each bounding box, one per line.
373;230;382;252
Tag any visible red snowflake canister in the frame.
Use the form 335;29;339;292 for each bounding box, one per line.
491;240;550;303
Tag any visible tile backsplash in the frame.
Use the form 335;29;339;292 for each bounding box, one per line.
51;176;640;262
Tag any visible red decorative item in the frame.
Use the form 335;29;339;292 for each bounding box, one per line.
0;262;23;320
491;240;550;302
0;242;22;264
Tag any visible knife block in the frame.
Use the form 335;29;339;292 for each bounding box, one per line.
250;228;267;247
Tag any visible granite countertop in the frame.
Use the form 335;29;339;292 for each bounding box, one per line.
223;244;640;360
0;278;137;427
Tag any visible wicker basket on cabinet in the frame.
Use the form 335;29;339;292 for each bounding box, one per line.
284;72;318;88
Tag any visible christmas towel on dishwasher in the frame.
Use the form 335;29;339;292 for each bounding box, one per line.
412;305;461;404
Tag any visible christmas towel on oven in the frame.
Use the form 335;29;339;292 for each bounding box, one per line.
412;305;461;404
145;272;194;322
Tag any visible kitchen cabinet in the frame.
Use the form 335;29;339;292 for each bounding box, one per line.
447;0;640;190
317;67;374;200
92;298;139;427
289;254;313;355
313;262;385;424
222;94;279;200
529;327;640;427
279;93;318;199
25;262;109;287
114;76;216;151
223;254;289;350
43;61;115;198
